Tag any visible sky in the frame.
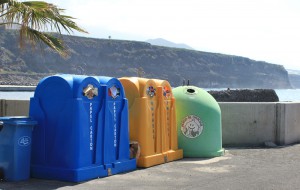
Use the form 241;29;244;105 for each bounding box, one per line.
43;0;300;70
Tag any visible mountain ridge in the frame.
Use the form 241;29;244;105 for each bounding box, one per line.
146;38;194;50
0;28;292;88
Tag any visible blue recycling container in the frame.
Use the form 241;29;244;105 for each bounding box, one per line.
29;74;136;182
0;117;36;181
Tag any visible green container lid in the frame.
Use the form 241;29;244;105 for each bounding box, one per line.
173;86;224;157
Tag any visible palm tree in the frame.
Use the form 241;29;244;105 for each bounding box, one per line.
0;0;87;57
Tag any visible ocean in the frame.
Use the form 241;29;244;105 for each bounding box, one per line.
275;89;300;102
1;89;300;102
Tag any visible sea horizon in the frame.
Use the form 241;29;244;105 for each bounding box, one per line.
1;88;300;102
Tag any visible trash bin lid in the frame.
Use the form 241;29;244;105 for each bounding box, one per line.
0;117;37;126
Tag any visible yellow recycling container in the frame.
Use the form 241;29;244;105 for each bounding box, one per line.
119;77;183;167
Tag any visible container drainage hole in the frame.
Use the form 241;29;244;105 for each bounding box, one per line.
187;89;195;93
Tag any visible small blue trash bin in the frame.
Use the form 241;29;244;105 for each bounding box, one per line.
0;117;36;181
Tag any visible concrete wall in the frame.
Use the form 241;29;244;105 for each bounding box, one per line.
220;103;277;147
1;100;300;147
220;102;300;147
276;102;300;145
0;99;29;117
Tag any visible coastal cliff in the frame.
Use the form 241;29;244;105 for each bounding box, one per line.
0;28;292;88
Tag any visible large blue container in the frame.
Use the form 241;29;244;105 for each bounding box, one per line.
95;76;136;174
29;74;136;182
0;117;36;181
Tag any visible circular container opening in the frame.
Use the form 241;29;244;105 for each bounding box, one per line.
187;88;195;93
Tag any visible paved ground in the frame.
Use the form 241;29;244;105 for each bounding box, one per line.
1;144;300;190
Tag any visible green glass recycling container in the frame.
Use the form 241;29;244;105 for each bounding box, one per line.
173;86;224;157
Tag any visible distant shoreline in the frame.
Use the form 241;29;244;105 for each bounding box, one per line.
0;85;36;91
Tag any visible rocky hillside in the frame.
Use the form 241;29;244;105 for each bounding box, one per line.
0;28;292;88
286;70;300;88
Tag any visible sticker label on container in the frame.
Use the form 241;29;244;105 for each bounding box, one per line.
163;86;171;99
146;86;156;97
146;86;156;98
181;115;203;138
109;85;120;99
83;84;98;99
18;136;31;146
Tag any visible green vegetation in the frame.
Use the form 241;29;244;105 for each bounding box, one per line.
0;0;87;57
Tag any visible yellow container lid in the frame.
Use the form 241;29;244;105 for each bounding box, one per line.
119;77;158;98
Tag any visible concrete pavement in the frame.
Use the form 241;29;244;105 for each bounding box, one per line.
1;144;300;190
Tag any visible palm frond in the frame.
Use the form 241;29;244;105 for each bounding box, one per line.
0;0;87;57
21;26;68;57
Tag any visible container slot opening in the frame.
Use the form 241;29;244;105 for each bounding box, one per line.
187;89;195;93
